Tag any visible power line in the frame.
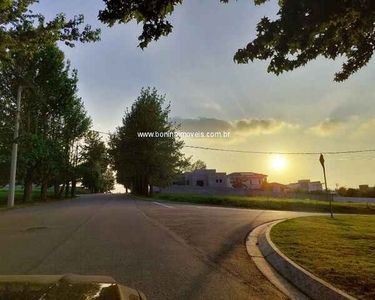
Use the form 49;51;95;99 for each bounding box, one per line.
90;130;375;156
184;145;375;156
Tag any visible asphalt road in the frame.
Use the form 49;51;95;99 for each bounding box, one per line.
0;194;314;300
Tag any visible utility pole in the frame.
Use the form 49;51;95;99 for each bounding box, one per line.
320;153;333;218
8;85;22;207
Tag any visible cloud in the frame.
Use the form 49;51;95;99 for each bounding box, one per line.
173;117;297;137
309;119;344;136
172;117;232;132
235;119;296;135
357;119;375;135
199;101;223;112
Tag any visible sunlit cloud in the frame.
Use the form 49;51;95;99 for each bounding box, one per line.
308;119;344;136
357;119;375;135
173;117;298;137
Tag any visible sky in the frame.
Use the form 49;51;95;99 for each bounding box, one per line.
34;0;375;189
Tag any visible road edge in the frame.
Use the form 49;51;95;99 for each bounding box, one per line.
257;220;357;300
246;220;310;300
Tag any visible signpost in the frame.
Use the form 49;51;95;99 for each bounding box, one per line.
320;153;333;218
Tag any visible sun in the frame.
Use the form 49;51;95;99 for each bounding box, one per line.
271;156;287;170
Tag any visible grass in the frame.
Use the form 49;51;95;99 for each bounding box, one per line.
271;216;375;300
152;193;375;214
0;188;90;210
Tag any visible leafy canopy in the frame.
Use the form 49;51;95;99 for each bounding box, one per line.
109;87;189;195
99;0;375;81
0;0;101;63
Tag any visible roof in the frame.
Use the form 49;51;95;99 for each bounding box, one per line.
269;182;286;187
227;172;268;178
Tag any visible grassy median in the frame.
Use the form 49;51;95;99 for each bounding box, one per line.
153;193;375;214
271;216;375;300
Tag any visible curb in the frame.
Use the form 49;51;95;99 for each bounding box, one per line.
246;220;310;300
258;221;356;300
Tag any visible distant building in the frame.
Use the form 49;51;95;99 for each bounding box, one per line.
287;180;323;192
182;169;227;188
268;182;286;193
227;172;268;190
359;185;369;192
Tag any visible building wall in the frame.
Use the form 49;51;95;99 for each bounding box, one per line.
184;170;227;188
287;180;323;192
309;182;323;192
227;175;266;190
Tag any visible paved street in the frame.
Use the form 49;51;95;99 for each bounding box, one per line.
0;194;314;300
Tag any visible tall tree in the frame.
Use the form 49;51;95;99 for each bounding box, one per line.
1;1;99;202
109;88;189;196
0;44;91;201
99;0;375;81
80;131;109;194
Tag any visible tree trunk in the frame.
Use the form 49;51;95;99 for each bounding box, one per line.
65;181;70;198
23;170;33;203
40;180;48;201
58;183;65;198
54;181;60;197
149;185;153;197
71;181;77;198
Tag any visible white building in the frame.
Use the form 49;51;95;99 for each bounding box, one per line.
183;169;227;188
287;180;323;192
227;172;268;190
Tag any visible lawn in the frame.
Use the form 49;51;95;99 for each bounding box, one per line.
0;189;52;205
152;193;375;214
271;216;375;300
0;188;90;209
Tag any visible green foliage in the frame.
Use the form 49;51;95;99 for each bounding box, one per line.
99;0;183;49
184;159;207;172
80;131;110;193
100;0;375;81
337;186;375;198
0;0;101;63
0;44;92;200
109;87;189;195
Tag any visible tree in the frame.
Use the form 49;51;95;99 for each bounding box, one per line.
0;44;92;201
99;0;375;81
230;177;247;189
109;87;189;196
80;132;109;194
1;1;99;203
337;187;348;197
346;188;359;197
101;169;116;193
185;159;207;172
1;0;101;63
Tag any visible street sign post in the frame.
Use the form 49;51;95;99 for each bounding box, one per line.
320;154;333;218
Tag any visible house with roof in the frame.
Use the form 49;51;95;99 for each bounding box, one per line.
267;182;287;193
227;172;268;190
182;169;227;188
286;180;323;192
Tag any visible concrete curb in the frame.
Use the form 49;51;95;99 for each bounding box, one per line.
246;220;310;300
258;221;356;300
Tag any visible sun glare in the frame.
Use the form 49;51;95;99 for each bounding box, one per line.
271;156;287;170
